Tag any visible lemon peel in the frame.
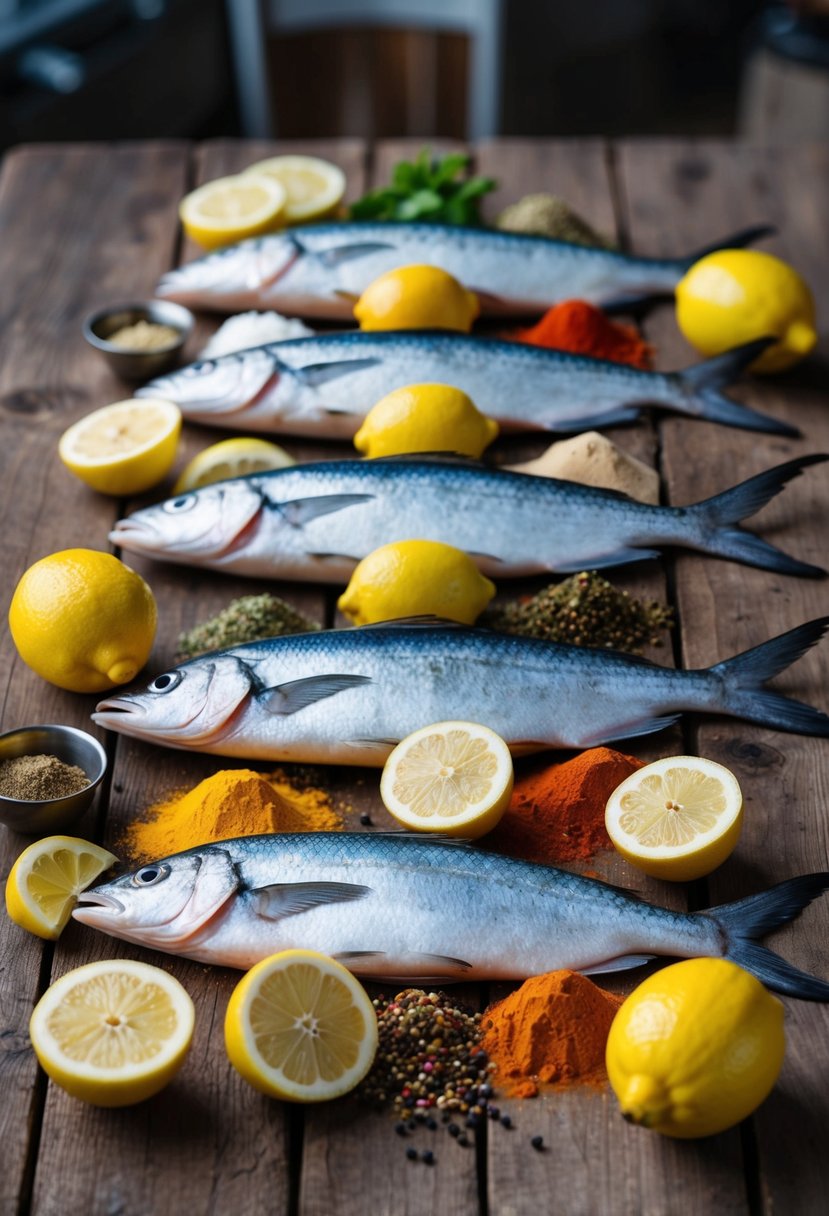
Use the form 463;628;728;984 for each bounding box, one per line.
354;264;479;332
173;437;295;493
354;383;498;459
337;540;495;626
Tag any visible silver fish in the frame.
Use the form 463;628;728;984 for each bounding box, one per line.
109;454;826;583
154;221;773;318
73;833;829;999
136;331;793;439
91;618;829;765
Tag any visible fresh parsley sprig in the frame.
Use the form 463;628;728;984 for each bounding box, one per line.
349;149;496;226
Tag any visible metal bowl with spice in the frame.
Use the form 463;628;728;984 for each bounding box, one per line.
82;300;194;380
0;724;108;834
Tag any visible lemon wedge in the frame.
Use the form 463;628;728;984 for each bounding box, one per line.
173;436;296;493
59;398;182;496
180;174;287;249
605;755;743;881
224;949;378;1102
243;155;346;224
30;959;195;1106
380;720;514;838
5;836;117;940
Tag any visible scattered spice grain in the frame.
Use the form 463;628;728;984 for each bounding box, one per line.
496;194;615;248
0;754;88;801
176;594;319;662
107;320;180;351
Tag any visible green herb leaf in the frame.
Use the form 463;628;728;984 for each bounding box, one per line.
349;149;497;226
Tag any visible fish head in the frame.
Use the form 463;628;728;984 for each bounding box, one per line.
155;235;300;307
73;846;240;949
92;653;255;746
110;480;265;563
136;347;281;420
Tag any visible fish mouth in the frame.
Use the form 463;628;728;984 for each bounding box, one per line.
109;516;242;561
73;889;125;927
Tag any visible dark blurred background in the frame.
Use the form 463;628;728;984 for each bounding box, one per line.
1;0;828;149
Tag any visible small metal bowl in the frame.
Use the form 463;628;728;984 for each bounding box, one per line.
82;300;195;380
0;725;108;835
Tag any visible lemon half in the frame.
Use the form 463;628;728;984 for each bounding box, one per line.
380;720;514;838
243;155;346;224
180;174;287;249
59;398;182;496
30;959;195;1106
224;949;378;1102
354;264;479;332
5;836;117;940
605;755;743;881
354;383;498;459
606;958;785;1138
173;437;295;493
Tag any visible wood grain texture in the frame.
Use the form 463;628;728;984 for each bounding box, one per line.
617;139;829;1215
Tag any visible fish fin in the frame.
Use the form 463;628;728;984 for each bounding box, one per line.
578;713;682;747
707;616;829;736
579;954;654;975
295;358;382;387
547;406;642;430
280;493;374;526
684;454;827;576
674;339;799;435
684;223;775;264
333;289;359;302
369;452;487;467
346;737;400;751
252;881;372;920
553;547;661;573
466;550;507;564
261;673;372;715
702;871;829;1000
355;615;466;631
315;241;395;267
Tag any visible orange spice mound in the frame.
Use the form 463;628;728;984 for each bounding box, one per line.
481;970;623;1098
123;768;343;863
487;747;643;865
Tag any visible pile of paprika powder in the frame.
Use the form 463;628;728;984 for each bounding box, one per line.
512;299;653;369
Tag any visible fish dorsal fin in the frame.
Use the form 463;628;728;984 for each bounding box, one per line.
315;241;395;268
368;452;488;468
364;830;475;847
260;673;372;715
278;493;374;526
252;881;371;920
355;615;467;631
295;358;382;387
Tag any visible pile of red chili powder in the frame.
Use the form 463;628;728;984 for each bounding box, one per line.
487;746;643;865
512;300;653;369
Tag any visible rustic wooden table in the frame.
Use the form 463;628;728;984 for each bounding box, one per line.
0;138;827;1216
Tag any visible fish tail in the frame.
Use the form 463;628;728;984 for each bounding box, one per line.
683;224;775;265
672;339;799;435
685;454;827;576
705;616;829;735
703;873;829;1000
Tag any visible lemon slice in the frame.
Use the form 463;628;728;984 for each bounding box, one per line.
180;174;287;249
59;398;182;496
173;436;296;493
243;156;346;223
29;959;195;1106
5;835;118;940
224;949;378;1102
605;755;743;881
380;720;514;838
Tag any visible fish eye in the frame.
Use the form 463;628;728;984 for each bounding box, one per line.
149;670;182;694
132;863;171;887
163;494;197;514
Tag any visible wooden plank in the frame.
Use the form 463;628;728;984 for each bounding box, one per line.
617;139;829;1212
0;142;190;1215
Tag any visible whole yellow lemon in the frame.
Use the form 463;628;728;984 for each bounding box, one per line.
676;249;816;373
338;540;495;626
9;549;157;693
354;264;480;332
354;383;498;458
606;958;785;1138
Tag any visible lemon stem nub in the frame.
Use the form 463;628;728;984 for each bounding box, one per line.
619;1074;671;1128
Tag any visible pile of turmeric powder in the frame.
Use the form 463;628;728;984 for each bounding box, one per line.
123;768;343;863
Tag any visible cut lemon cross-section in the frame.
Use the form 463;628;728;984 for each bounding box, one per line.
180;173;287;249
5;836;118;940
380;720;514;838
30;959;195;1106
243;155;346;224
59;398;182;496
605;755;743;881
173;436;296;493
224;950;378;1102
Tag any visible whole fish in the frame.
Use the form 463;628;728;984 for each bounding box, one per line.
136;331;794;439
109;454;826;583
91;617;829;765
154;220;773;318
73;833;829;1000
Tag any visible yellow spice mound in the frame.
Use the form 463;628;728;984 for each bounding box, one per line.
124;769;342;863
